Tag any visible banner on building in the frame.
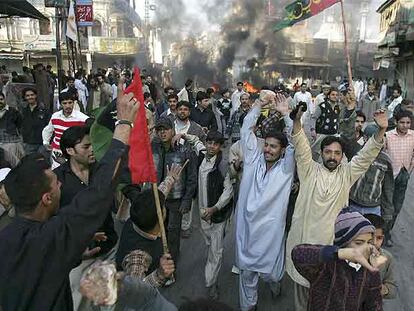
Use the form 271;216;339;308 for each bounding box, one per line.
76;0;94;27
274;0;340;32
66;0;78;42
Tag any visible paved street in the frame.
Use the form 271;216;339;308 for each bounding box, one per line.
161;172;414;310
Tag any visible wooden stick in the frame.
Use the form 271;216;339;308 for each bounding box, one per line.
340;0;354;88
152;183;169;254
151;159;189;254
178;159;189;175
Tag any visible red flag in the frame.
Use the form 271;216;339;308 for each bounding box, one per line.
124;67;157;184
310;0;340;15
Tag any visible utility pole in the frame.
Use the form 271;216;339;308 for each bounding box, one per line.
55;6;64;92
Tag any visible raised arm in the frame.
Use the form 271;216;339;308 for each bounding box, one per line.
240;103;262;164
291;103;314;179
45;86;139;267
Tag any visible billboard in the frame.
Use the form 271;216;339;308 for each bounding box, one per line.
76;0;94;27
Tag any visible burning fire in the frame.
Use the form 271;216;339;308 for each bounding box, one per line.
243;81;259;93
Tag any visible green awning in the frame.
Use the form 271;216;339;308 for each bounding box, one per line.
0;0;48;20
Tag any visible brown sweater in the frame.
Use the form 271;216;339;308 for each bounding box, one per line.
292;244;382;311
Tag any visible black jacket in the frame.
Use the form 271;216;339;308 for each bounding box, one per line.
116;219;163;273
152;139;197;210
21;104;51;144
0;107;22;137
0;140;127;311
190;106;218;131
54;161;118;256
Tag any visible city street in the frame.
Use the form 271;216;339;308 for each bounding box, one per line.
161;172;414;310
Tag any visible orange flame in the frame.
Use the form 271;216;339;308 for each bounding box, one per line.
243;81;259;93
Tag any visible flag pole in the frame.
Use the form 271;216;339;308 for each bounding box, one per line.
340;0;354;86
152;183;169;254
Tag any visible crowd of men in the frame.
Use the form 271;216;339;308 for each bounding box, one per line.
0;64;413;311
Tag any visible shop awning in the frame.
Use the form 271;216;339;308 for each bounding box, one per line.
0;0;48;20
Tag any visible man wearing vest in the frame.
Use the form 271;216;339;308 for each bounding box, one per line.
196;130;233;300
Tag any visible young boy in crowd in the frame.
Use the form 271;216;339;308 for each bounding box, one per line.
292;209;386;310
364;214;397;299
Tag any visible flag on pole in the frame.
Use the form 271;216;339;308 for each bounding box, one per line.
125;67;158;184
90;67;157;184
274;0;340;32
66;0;78;42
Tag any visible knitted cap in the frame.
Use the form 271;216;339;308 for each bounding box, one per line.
334;209;375;247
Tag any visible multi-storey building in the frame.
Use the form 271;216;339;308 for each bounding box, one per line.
0;0;145;72
375;0;414;98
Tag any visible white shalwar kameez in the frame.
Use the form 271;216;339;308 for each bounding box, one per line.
235;105;295;310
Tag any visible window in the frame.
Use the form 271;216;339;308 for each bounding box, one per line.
92;20;102;36
39;18;52;35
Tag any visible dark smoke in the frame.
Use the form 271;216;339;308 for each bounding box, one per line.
153;0;270;86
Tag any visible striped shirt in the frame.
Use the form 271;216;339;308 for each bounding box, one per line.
42;110;88;150
385;129;414;177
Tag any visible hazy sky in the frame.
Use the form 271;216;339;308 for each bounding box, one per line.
136;0;220;32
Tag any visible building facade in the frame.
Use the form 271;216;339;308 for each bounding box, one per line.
376;0;414;99
0;0;145;72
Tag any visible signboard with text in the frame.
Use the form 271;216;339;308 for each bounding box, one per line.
76;0;94;27
89;37;140;55
44;0;65;7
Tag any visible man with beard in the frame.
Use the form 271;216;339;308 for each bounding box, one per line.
42;92;89;169
359;84;380;122
236;93;295;311
286;104;388;311
54;126;118;310
173;101;205;141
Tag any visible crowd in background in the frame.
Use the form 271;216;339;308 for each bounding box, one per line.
0;62;412;311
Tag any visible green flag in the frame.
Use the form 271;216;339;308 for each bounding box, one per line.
274;0;340;32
